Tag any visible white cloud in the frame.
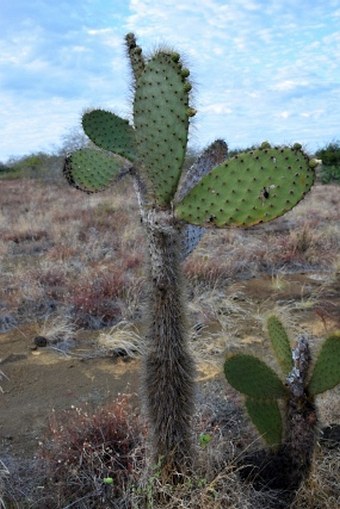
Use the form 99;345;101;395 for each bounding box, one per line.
277;111;291;119
271;80;309;92
86;28;122;49
201;103;233;115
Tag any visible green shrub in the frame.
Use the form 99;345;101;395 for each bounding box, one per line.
315;141;340;184
0;153;63;180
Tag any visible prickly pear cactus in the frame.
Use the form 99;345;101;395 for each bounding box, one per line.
62;33;319;477
133;50;193;204
64;33;317;224
224;317;340;455
224;352;286;446
82;110;136;161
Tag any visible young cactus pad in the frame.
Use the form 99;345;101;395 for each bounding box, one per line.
307;332;340;396
133;51;192;204
245;398;283;446
224;353;287;446
224;354;287;399
175;145;315;227
267;315;293;375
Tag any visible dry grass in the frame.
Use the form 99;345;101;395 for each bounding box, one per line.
0;178;145;329
97;320;144;359
292;447;340;509
0;369;9;395
0;179;338;331
0;460;9;508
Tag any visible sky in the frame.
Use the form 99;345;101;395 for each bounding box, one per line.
1;0;339;162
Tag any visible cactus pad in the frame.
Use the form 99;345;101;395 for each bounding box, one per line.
175;145;315;227
63;148;123;193
82;110;136;162
245;398;283;446
267;315;293;375
307;333;340;395
224;354;287;399
133;51;192;204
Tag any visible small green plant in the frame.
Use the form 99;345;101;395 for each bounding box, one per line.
199;432;213;448
63;33;317;477
224;316;340;492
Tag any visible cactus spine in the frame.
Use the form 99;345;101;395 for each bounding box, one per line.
224;317;340;491
63;34;317;477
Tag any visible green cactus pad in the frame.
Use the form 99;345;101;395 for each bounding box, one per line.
224;354;287;399
175;146;315;227
82;110;136;162
307;333;340;396
63;148;124;193
267;315;293;375
245;398;283;446
133;50;191;204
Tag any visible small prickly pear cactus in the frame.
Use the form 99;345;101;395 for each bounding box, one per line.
63;33;318;478
224;316;340;490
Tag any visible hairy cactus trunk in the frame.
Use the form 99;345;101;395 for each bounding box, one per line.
142;208;195;477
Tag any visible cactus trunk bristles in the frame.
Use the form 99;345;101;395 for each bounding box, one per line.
142;209;195;477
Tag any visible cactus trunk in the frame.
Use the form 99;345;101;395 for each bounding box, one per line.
142;208;195;477
282;336;317;489
281;395;316;491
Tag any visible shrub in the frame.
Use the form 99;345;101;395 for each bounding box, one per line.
39;396;144;508
68;269;127;328
315;141;340;184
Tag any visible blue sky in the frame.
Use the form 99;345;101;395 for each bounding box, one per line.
1;0;339;162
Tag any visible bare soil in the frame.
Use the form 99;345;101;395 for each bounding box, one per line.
0;329;140;460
